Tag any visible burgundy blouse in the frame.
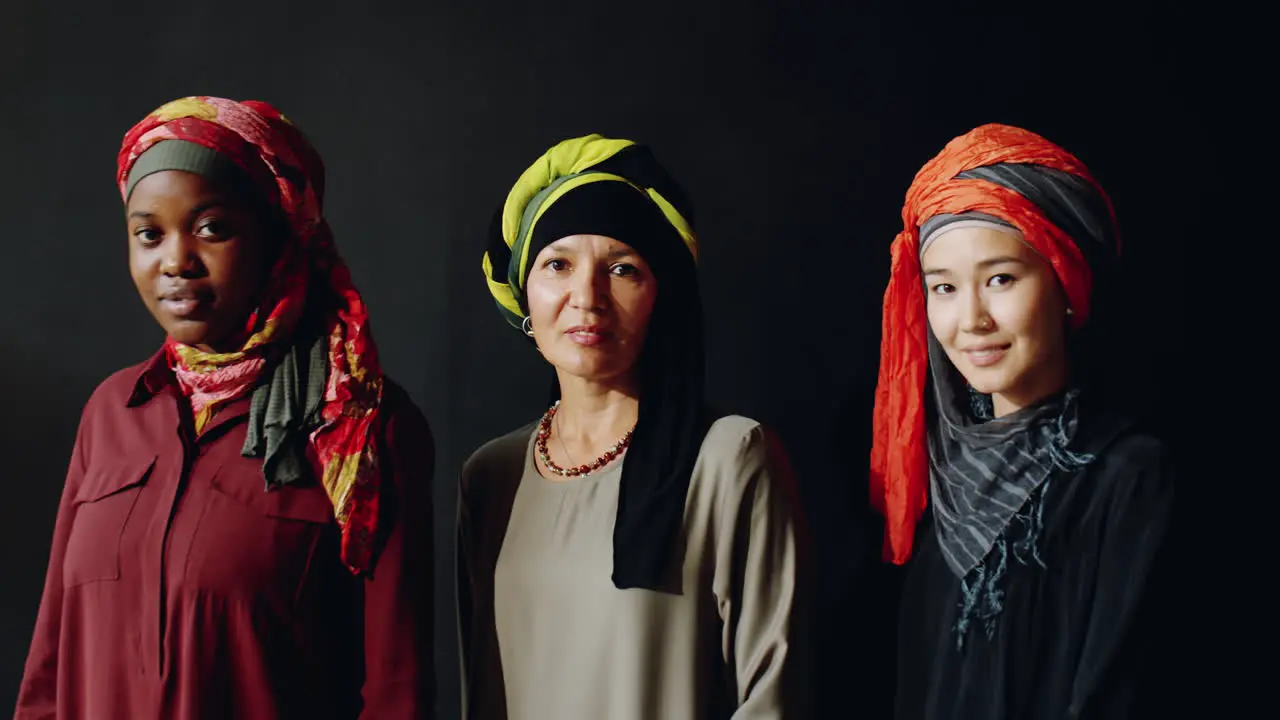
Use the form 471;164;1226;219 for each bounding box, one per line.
14;350;435;719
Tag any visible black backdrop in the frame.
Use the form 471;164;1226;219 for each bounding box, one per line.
1;1;1204;717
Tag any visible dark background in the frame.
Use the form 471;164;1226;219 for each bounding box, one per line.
1;1;1208;717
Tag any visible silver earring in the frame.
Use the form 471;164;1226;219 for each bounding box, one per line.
521;316;535;337
1066;308;1074;316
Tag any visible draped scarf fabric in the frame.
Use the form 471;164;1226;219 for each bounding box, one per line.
925;340;1092;580
482;134;711;592
482;135;698;330
870;123;1120;567
165;340;267;432
117;96;385;574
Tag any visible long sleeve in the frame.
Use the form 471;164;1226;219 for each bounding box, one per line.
359;393;436;719
454;433;524;720
14;413;89;720
713;424;810;720
1070;441;1175;719
455;473;474;719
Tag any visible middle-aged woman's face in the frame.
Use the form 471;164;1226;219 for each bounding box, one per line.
921;225;1070;416
127;170;278;353
524;234;658;386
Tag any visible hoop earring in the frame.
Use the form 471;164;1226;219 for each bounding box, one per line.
522;316;535;337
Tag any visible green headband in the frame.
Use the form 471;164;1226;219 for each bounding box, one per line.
124;140;243;201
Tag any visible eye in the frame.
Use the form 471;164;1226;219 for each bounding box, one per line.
988;273;1016;288
610;263;640;277
543;257;568;272
196;218;230;239
133;227;163;247
930;283;955;296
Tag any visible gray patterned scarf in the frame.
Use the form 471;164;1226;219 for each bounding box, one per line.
925;336;1093;580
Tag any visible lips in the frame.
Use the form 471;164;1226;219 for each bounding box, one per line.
158;287;211;319
961;344;1009;368
565;324;611;347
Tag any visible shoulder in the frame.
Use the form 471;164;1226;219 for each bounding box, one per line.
695;415;794;493
379;377;433;449
1083;426;1174;518
692;416;805;546
63;359;154;470
85;359;152;409
1077;398;1171;484
375;377;435;492
1091;427;1172;484
77;357;158;431
699;415;780;465
460;421;537;496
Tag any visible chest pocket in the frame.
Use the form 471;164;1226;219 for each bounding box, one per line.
63;456;157;587
184;457;337;608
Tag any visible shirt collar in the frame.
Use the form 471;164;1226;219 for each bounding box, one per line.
127;347;173;407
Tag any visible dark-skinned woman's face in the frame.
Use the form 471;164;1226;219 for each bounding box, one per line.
126;170;279;353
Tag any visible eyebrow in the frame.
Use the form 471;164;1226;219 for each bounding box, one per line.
977;255;1028;269
922;256;1028;276
188;200;227;216
544;241;641;261
605;248;641;261
126;199;228;223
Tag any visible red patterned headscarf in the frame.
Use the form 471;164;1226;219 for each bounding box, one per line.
118;96;385;574
870;123;1119;565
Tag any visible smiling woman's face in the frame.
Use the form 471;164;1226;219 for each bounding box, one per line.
127;170;278;353
921;225;1070;416
523;233;658;386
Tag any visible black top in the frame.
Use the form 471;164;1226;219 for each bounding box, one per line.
895;429;1174;719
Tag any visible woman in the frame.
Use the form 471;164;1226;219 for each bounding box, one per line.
15;97;435;719
870;124;1174;719
458;134;808;719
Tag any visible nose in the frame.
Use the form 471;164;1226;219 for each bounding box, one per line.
958;287;995;333
567;265;608;312
158;233;203;278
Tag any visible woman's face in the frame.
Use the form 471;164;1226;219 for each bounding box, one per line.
921;226;1070;416
127;170;278;353
524;234;658;387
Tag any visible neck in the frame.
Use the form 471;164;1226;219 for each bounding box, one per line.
992;358;1070;418
553;371;641;446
